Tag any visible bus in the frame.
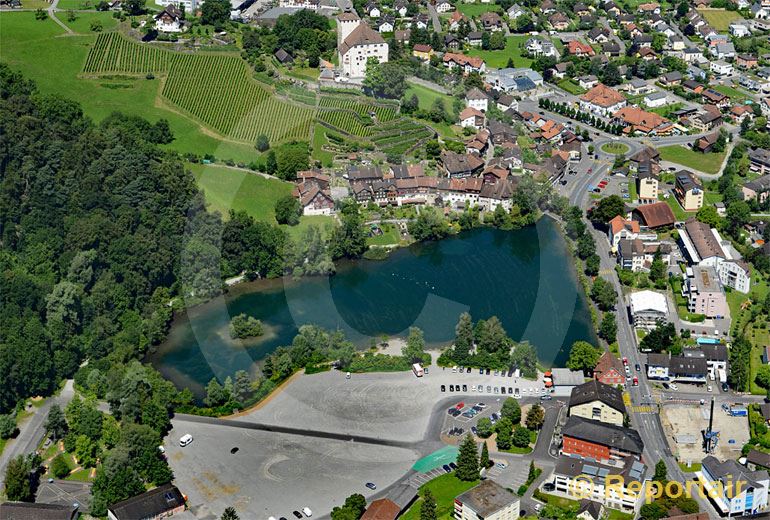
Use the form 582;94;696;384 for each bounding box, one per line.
412;363;424;377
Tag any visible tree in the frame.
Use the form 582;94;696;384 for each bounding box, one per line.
500;397;521;424
640;321;677;353
201;0;230;27
455;434;479;481
255;134;270;152
408;206;449;241
756;365;770;389
591;277;617;311
329;201;368;259
696;205;721;228
480;441;491;469
229;314;264;339
511;342;537;379
121;0;144;14
585;253;600;276
0;415;17;439
4;454;35;501
221;507;240;520
420;489;437;520
653;460;667;482
649;250;666;285
363;60;408;99
274;195;301;226
589;195;625;225
601;62;622;86
512;425;530;448
576;230;595;259
331;494;366;520
476;417;493;438
727;200;751;236
566;341;600;374
275;142;309;181
265;150;278;175
730;335;752;391
494;417;512;450
204;378;230;407
599;312;617;343
51;453;70;479
525;404;545;430
453;312;474;365
402;327;426;361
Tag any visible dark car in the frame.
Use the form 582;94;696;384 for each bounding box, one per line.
293;512;303;519
449;462;457;470
722;382;729;392
448;407;457;415
442;464;451;472
635;364;641;372
479;368;484;375
471;426;478;435
486;368;491;375
366;482;377;490
449;385;455;392
230;447;239;454
467;367;472;373
441;385;446;392
462;385;468;392
508;387;513;394
540;395;552;400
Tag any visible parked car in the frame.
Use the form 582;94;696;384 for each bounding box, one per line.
366;482;377;490
179;434;193;447
441;385;446;392
476;402;487;409
303;507;312;517
442;464;451;472
635;364;641;372
293;512;303;519
467;367;472;373
722;382;729;392
541;395;552;400
449;385;455;392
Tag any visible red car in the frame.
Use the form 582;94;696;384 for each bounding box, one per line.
455;402;464;409
633;377;639;386
622;357;628;365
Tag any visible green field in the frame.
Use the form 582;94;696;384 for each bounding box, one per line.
712;84;752;103
189;163;293;223
311;124;335;167
558;79;586;95
400;474;478;520
457;2;502;16
467;35;533;68
658;145;726;175
601;142;630;155
0;12;259;163
697;8;744;31
404;81;455;113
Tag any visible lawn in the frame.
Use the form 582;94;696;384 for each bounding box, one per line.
601;142;630;155
311;124;334;168
400;474;479;520
658;145;726;175
558;79;586;95
697;8;744;31
457;2;501;16
285;214;336;240
367;222;401;246
678;461;702;472
466;35;533;68
189;163;293;223
60;11;119;34
404;81;455;114
56;0;99;8
712;84;752;103
0;12;262;163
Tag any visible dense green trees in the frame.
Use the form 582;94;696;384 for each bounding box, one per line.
599;312;617;344
331;494;366;520
566;341;600;374
329;201;368;259
525;404;545;430
500;397;521;424
4;454;39;501
590;277;617;311
408;207;450;241
640;322;677;354
420;490;437;520
229;314;264;339
589;195;626;225
275;195;301;225
363;60;408;99
201;0;231;28
455;434;479;481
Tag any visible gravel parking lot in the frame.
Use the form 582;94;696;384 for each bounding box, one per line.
241;369;547;443
165;419;417;520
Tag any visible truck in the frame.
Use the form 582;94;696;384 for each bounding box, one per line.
412;363;424;377
729;405;748;417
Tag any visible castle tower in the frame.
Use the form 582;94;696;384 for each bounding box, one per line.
337;9;361;47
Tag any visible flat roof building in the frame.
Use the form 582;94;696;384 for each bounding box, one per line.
454;480;520;520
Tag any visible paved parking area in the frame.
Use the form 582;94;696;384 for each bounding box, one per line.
36;479;92;513
241;369;547;443
165;419;417;520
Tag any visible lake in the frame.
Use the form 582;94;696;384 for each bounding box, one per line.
147;218;597;393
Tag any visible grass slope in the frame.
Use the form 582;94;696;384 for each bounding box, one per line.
658;145;726;175
697;8;744;31
399;474;479;520
466;35;533;68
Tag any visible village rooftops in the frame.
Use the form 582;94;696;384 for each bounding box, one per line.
632;201;676;228
339;23;385;55
569;380;626;415
580;83;625;108
562;415;644;455
0;502;78;520
107;484;185;520
555;454;647;486
683;218;725;260
702;456;768;489
455;480;519;517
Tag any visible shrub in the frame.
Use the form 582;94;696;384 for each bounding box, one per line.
50;454;70;479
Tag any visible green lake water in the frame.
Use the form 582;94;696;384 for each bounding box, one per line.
147;218;597;393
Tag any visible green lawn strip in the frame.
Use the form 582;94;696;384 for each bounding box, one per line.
533;489;580;509
56;0;99;8
189;163;293;223
400;474;479;520
284;214;336;240
697;8;744;31
705;191;723;204
311;124;334;167
466;35;532;68
558;79;586;95
712;84;752;102
600;142;630;155
65;467;94;482
404;81;455;113
366;223;401;246
678;461;702;472
61;11;119;34
457;2;502;16
658;145;725;175
607;510;634;520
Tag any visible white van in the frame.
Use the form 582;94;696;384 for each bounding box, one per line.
179;434;193;447
303;507;313;517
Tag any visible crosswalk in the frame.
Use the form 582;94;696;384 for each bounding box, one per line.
631;405;656;413
599;268;615;275
623;392;632;407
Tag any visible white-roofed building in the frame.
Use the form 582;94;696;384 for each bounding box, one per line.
628;290;668;330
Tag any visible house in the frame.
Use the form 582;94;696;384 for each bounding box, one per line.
668;354;708;383
479;11;503;31
108;484;186;520
393;0;407;16
525;37;559;58
436;0;453;12
632;201;676;228
629;290;668;329
496;94;518;112
465;88;488;111
602;41;621;56
682;265;729;318
699;456;769;516
507;3;525;19
448;11;466;30
638;1;660;14
730;21;751;37
579;83;626;118
710;60;733;77
466;31;483;47
454;480;520;520
607;215;640;248
294;182;334;215
394;29;410;43
567;40;595;57
750;148;770;175
444;34;461;50
743;174;770;202
587;26;611;43
691;106;723;132
732;104;754;124
561;416;644;461
643;91;668;108
624;78;652;96
577;75;598;90
569;380;626;426
549;12;570;30
551;62;570;79
412;43;433;61
698;343;729;381
637;165;659;203
577;500;604;520
629;146;659;171
687;65;707;81
746;449;770;471
681;79;704;95
551;455;647;512
593;351;626;386
613;106;673;136
274;48;294;64
674;170;704;211
714;42;736;60
660;71;683;86
681;47;705;64
618;239;670;272
459;107;485;129
154;4;184;32
412;13;429;29
443;53;486;75
574;2;590;16
679;219;751;293
375;16;394;33
361;499;402;520
338;14;388;78
695;131;719;153
0;503;79;520
440;151;484;177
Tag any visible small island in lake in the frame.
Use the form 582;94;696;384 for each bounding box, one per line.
229;313;264;339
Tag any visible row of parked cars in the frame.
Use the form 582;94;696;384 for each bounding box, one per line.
452;366;521;377
441;384;553;398
269;507;312;520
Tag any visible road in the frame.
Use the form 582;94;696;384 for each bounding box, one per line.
425;4;442;33
0;380;75;489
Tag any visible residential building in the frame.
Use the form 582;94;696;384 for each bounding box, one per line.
569;380;626;426
730;21;752;37
607;215;640;248
454;480;520;520
690;106;723;132
702;88;730;108
668;354;708;383
108;484;186;520
577;500;604;520
710;60;734;76
465;88;488;112
154;4;184;32
459;107;485;129
593;352;625;386
632;202;676;228
567;40;596;57
443;53;486;75
578;75;598;90
551;455;648;512
637;166;659;202
674;170;704;211
375;16;394;32
679;219;751;293
525;37;559;58
749;148;770;175
440;151;484;177
361;499;402;520
686;344;729;382
561;416;644;461
714;42;737;60
699;456;769;516
682;265;729;318
436;0;453;12
628;290;668;329
737;53;759;68
507;3;525;19
617;238;670;272
613;106;673;135
549;12;570;30
660;71;683;86
644;91;668;108
479;11;503;31
338;15;388;78
579;83;627;118
743;174;770;202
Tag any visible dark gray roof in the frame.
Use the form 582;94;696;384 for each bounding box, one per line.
569;380;626;415
578;499;603;520
703;456;768;489
699;344;728;362
669;355;707;376
562;416;644;455
747;449;770;469
0;503;78;520
555;454;647;485
455;480;519;517
108;484;185;520
675;170;702;192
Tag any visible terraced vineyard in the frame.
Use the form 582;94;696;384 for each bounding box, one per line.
83;32;171;75
317;110;374;137
82;33;316;143
371;119;434;155
319;96;398;122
